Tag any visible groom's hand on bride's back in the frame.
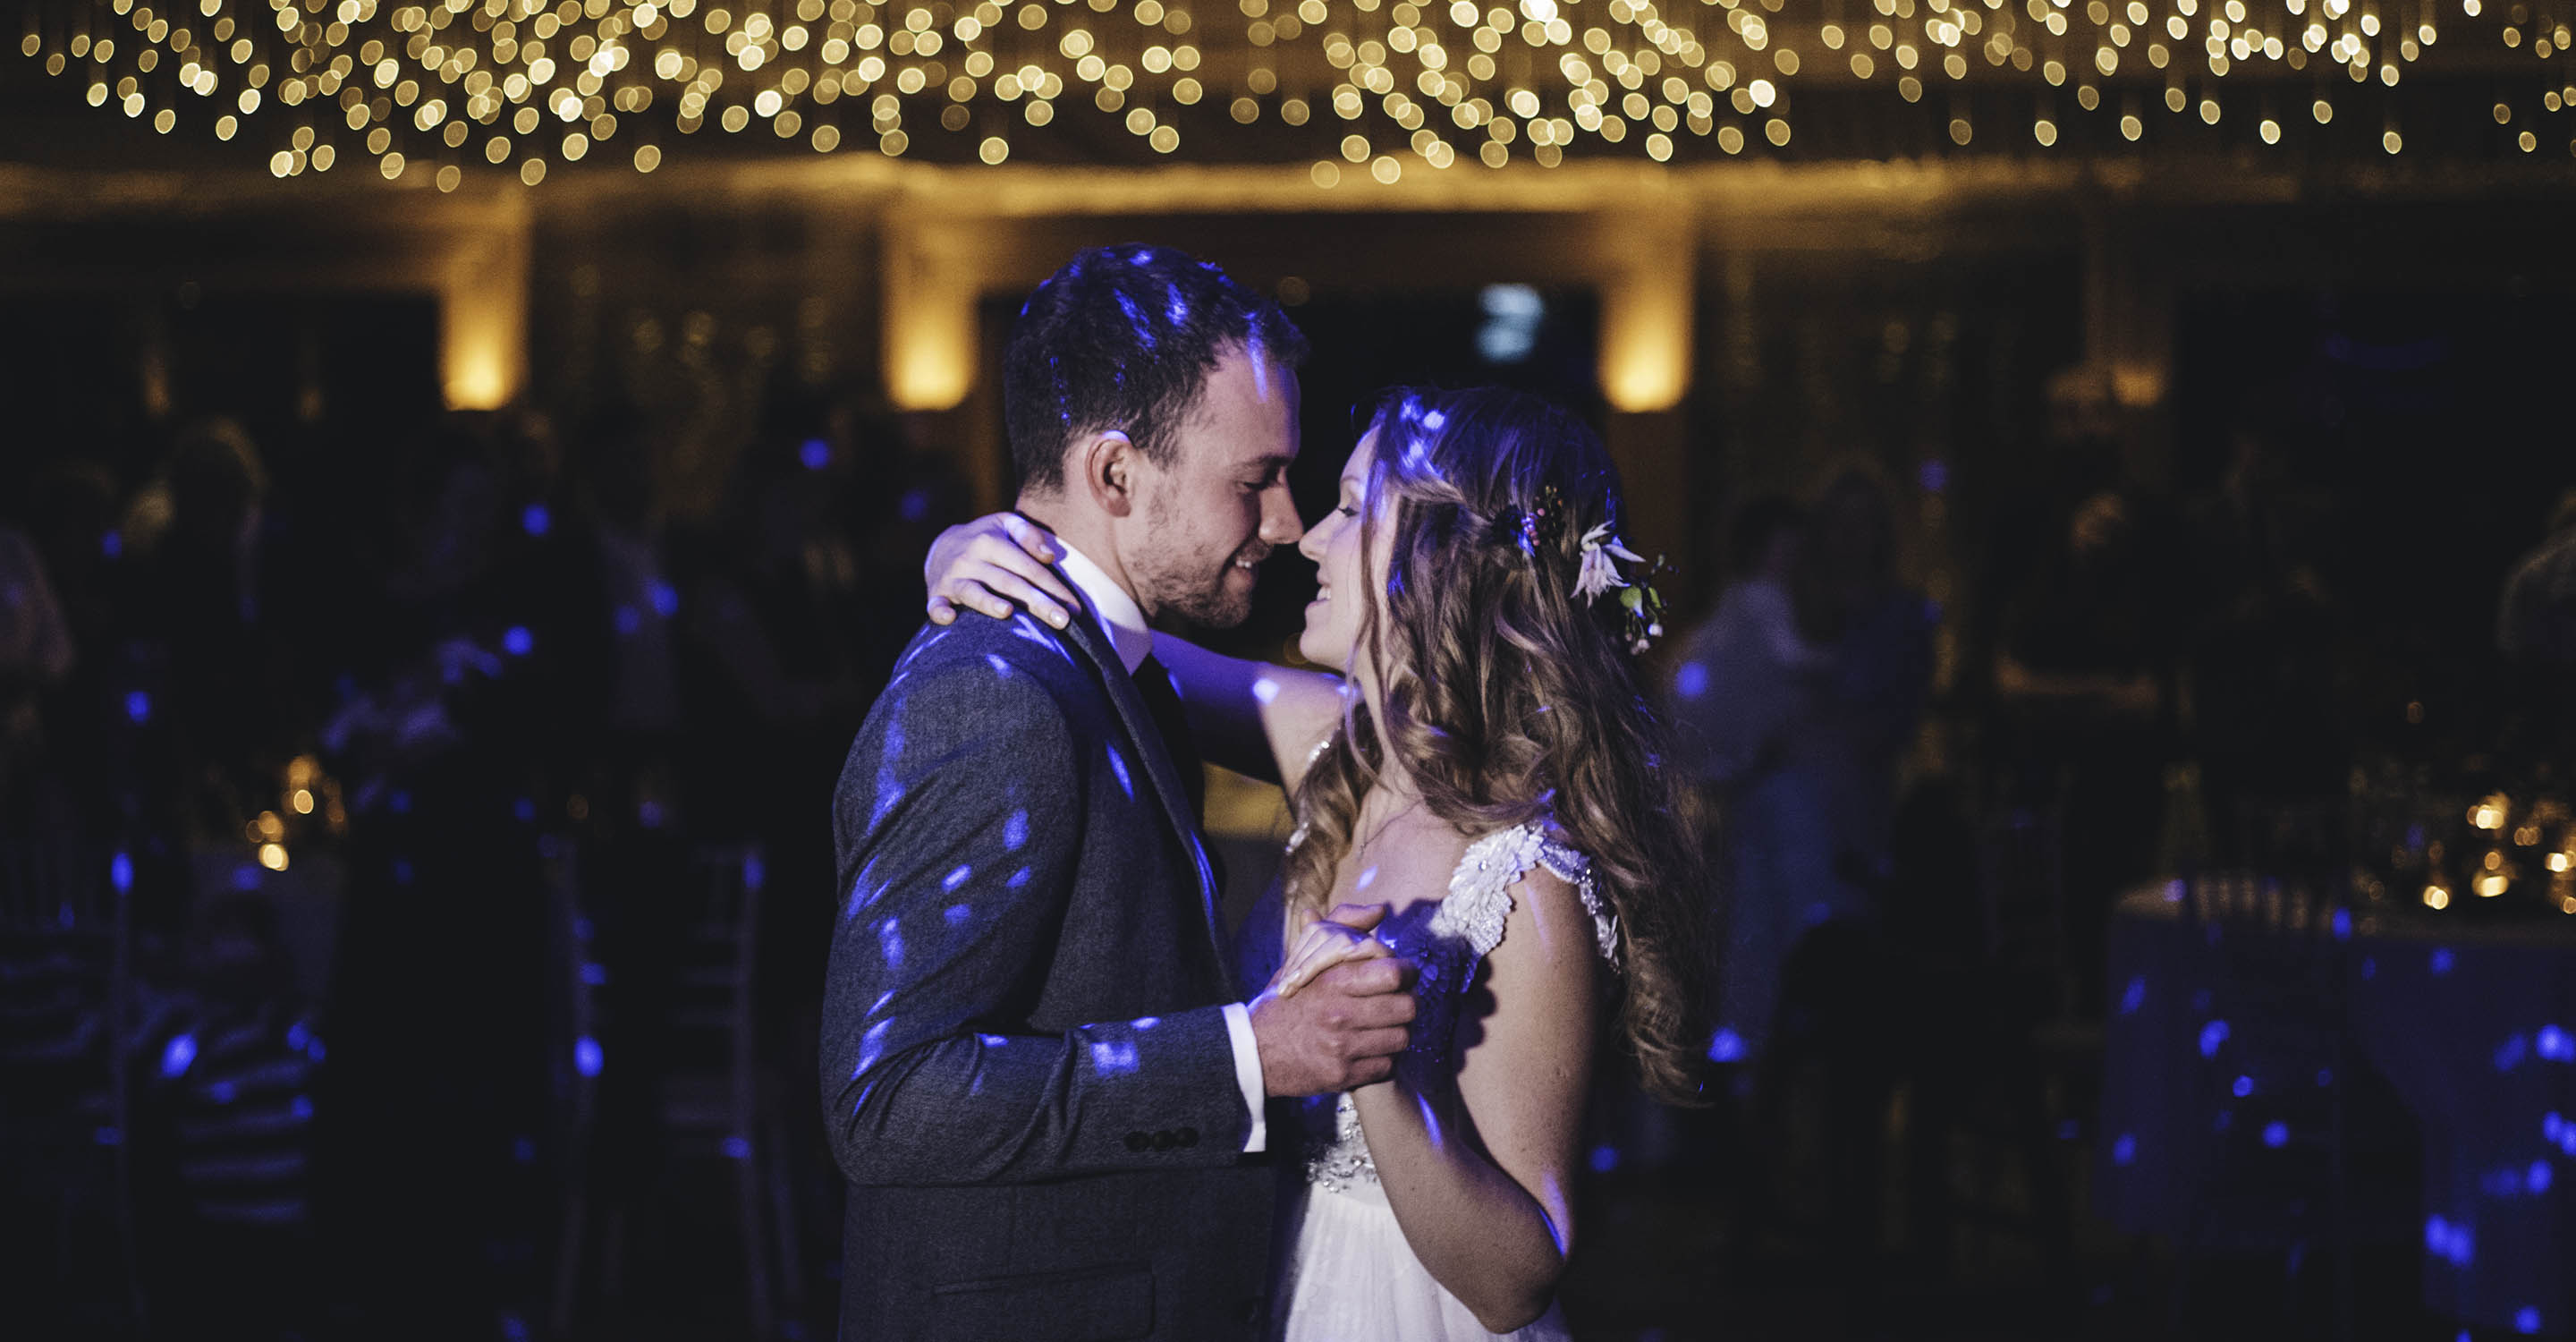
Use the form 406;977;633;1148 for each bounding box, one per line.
1249;952;1418;1096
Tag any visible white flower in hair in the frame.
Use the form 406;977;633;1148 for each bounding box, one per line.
1574;523;1645;602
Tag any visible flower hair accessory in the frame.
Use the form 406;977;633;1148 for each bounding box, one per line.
1575;522;1669;654
1488;484;1569;557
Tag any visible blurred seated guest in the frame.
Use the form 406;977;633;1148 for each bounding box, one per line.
1667;494;1835;1063
1994;488;2170;1011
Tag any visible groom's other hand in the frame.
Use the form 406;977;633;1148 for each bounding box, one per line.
1250;952;1418;1096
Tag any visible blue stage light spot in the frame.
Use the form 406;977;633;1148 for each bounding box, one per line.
1589;1144;1619;1174
162;1033;197;1079
2262;1121;2289;1148
503;626;533;657
576;1036;603;1077
801;438;832;471
125;691;151;725
2112;1133;2136;1165
2199;1020;2230;1057
521;503;551;536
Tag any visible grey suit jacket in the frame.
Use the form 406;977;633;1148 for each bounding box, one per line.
821;589;1273;1341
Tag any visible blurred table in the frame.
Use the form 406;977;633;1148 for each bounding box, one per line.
2098;880;2576;1335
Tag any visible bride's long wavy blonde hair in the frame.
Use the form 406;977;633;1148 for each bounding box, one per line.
1282;387;1707;1105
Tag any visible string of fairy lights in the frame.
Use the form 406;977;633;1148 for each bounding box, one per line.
17;0;2576;184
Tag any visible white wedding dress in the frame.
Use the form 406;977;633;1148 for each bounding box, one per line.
1272;821;1621;1342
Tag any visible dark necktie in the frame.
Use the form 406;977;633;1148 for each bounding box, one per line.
1131;651;1205;828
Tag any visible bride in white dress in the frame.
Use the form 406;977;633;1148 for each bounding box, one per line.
926;386;1707;1340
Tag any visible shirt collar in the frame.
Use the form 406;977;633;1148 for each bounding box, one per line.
1053;538;1155;675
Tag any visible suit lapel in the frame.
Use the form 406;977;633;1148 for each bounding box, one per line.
1046;569;1233;990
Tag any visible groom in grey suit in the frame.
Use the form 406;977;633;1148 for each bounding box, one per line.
822;245;1417;1340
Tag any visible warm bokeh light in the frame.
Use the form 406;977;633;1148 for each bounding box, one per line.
20;0;2560;185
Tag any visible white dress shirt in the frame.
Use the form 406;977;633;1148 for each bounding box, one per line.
1054;539;1269;1154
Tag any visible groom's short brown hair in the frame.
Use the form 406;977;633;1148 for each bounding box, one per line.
1002;244;1308;495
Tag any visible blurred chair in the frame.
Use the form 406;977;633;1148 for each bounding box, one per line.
547;832;605;1337
0;833;146;1332
551;840;803;1338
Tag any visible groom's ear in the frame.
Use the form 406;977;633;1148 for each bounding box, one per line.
1073;429;1140;519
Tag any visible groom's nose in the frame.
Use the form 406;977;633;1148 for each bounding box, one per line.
1257;478;1304;548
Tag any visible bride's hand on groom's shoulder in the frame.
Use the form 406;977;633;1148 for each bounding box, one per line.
924;512;1078;631
1250;904;1419;1097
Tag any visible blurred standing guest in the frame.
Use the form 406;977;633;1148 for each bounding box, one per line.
675;431;872;1037
12;462;127;840
2181;420;2347;857
0;521;75;805
1994;489;2169;1009
315;421;552;1337
1789;467;1936;905
125;419;290;834
1666;495;1835;1062
2496;488;2576;667
531;403;698;1293
2496;488;2576;756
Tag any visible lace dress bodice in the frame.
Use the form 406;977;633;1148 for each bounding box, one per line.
1292;821;1619;1202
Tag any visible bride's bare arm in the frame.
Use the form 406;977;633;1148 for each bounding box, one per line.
922;512;1344;788
1147;633;1342;790
1350;867;1597;1334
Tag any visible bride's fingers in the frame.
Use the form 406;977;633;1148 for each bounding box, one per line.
1322;902;1390;931
979;571;1073;629
1277;930;1387;995
1002;514;1065;565
974;534;1079;610
934;577;1015;622
928;595;959;625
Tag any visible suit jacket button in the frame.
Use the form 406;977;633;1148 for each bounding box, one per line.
1153;1130;1177;1151
1124;1131;1151;1152
1177;1126;1199;1148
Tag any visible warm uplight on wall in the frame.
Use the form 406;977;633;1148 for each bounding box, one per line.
1599;271;1690;413
443;308;521;409
442;226;529;410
